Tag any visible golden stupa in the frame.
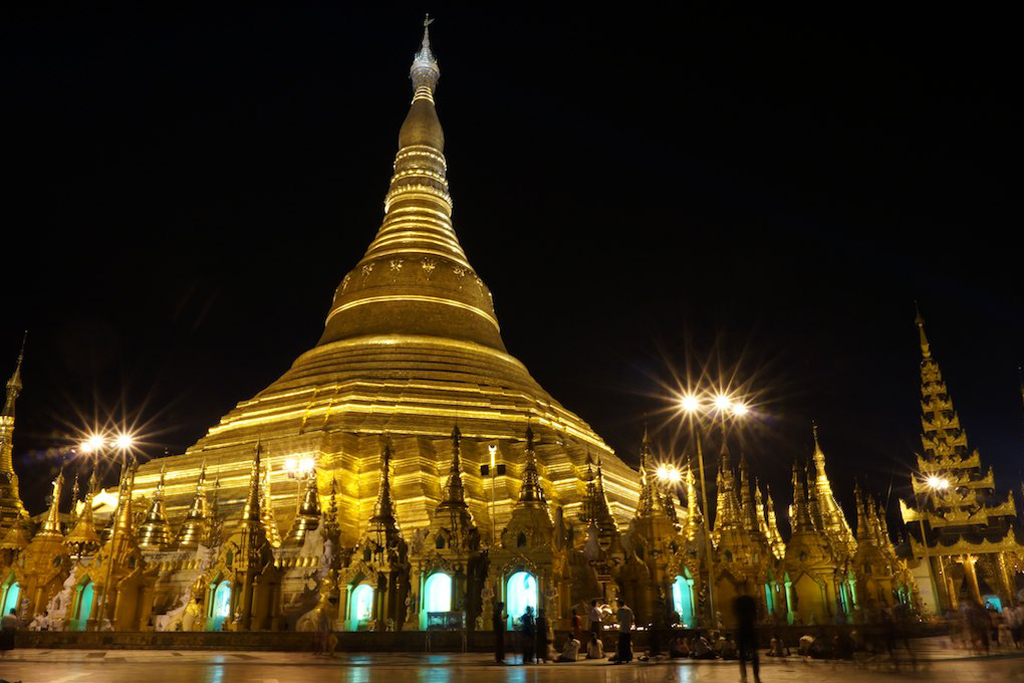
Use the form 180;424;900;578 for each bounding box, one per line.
133;23;638;546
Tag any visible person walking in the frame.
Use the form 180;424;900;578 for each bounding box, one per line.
493;601;507;663
588;599;604;638
520;605;537;664
537;608;553;662
734;594;760;682
0;608;17;658
613;598;634;663
571;608;583;642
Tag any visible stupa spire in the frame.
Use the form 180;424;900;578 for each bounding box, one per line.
2;332;25;418
764;485;786;559
790;462;813;533
440;424;468;507
37;470;65;537
915;302;931;359
176;462;209;550
138;464;172;550
240;441;263;523
68;473;81;527
322;476;339;540
518;424;546;504
284;466;321;547
682;462;703;543
636;424;662;517
367;439;402;549
318;18;506;352
916;308;970;462
0;333;28;524
65;469;102;555
434;424;475;546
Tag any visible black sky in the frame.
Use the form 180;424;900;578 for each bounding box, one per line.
3;5;1021;525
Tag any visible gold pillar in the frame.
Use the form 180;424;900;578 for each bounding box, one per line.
959;555;982;604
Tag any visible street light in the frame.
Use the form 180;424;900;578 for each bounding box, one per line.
284;455;316;510
916;474;950;614
675;389;752;628
89;429;136;631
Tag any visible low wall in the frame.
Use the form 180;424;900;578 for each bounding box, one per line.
12;623;945;652
13;629;476;652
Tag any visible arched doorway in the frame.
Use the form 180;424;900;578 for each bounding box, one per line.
206;580;232;632
425;572;452;612
0;579;19;617
350;583;375;631
68;580;94;632
671;572;695;627
505;571;537;630
422;572;453;629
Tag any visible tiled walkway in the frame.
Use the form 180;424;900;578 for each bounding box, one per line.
2;640;1024;683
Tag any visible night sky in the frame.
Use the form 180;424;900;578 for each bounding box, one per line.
3;5;1021;528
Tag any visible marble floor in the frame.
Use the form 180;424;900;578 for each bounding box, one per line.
3;648;1024;683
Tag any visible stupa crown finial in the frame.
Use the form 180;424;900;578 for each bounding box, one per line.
2;331;26;417
410;14;440;99
915;301;931;359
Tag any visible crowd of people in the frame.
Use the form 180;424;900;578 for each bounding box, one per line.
490;593;1021;674
945;599;1024;654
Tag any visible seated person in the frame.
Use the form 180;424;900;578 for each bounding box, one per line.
586;632;605;659
691;632;718;659
768;635;788;657
720;634;738;660
557;635;581;662
669;636;690;658
798;634;815;656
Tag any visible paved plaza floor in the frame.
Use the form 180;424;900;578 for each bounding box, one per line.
3;644;1024;683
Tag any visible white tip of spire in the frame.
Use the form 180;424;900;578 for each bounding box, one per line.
410;14;440;98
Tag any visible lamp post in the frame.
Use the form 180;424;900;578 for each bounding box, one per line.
284;455;316;509
82;431;134;631
916;475;949;614
487;444;497;549
676;391;750;629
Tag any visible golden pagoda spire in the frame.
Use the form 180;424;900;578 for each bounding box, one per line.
915;309;970;462
317;18;505;352
739;457;760;535
138;464;172;550
0;333;28;525
439;424;468;507
367;438;402;549
1;332;25;418
578;447;617;538
808;423;857;557
206;475;222;547
790;462;813;533
68;473;81;527
433;424;475;546
915;302;931;359
682;462;703;542
322;476;339;540
712;444;743;538
37;470;65;538
228;441;273;573
284;466;321;547
259;454;282;547
635;424;667;518
518;424;546;504
240;441;263;523
65;469;102;556
176;461;209;550
763;484;786;560
111;458;137;539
